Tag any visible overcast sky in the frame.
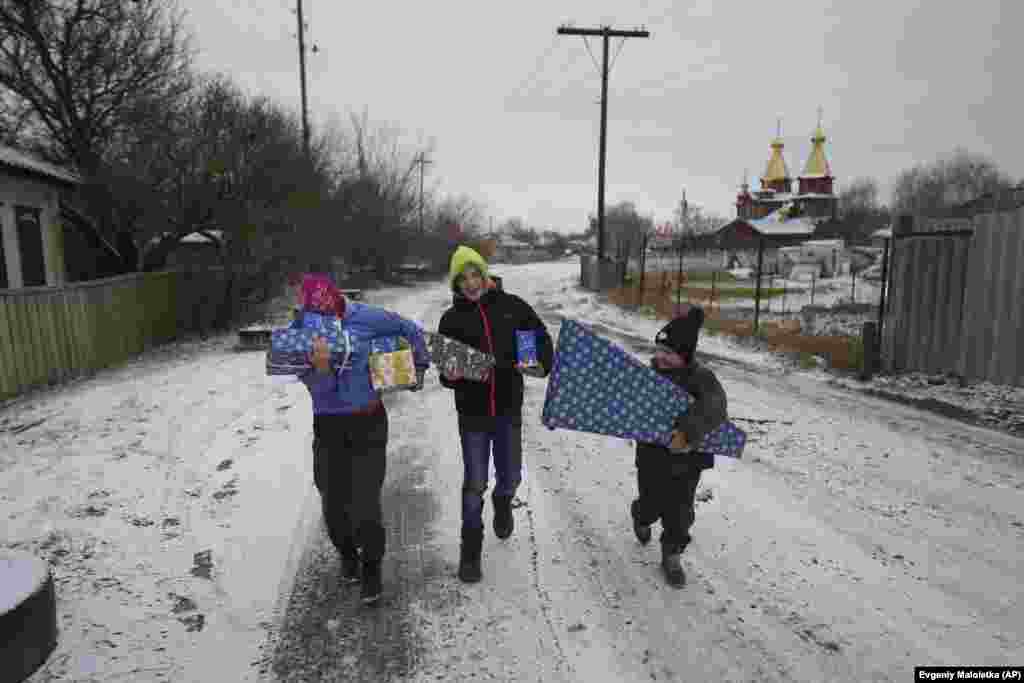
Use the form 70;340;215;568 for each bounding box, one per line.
180;0;1022;233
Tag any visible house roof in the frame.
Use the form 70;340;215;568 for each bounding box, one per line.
746;207;817;236
0;145;80;186
180;230;223;244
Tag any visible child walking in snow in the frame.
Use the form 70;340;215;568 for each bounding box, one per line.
294;272;430;605
438;246;553;583
631;304;728;588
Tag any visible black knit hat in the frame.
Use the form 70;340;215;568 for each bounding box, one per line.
654;306;705;356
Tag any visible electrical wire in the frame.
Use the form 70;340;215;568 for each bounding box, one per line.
582;37;602;75
608;36;627;74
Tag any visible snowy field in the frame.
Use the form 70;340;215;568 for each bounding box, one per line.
3;258;1023;682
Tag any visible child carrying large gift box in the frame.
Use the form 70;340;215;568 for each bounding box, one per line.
631;304;728;589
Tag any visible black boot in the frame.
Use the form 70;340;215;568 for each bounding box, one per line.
457;527;483;583
630;500;652;546
340;548;361;584
360;559;382;605
661;547;686;588
492;494;514;540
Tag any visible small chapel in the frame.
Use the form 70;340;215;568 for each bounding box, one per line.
735;112;839;223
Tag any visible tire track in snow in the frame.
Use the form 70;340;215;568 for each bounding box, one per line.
520;473;573;678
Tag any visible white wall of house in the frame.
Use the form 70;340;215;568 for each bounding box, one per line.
0;171;66;288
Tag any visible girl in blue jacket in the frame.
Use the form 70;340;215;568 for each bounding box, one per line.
294;274;430;605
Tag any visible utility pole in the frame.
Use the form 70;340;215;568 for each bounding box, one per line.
557;25;650;263
296;0;311;159
676;189;687;307
414;152;433;235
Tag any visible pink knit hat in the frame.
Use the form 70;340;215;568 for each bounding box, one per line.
300;273;346;317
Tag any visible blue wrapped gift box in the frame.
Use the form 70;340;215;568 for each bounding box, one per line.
541;319;689;447
541;318;746;458
266;315;350;376
697;420;747;460
515;329;539;367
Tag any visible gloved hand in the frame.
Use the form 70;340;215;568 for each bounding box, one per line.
668;429;691;454
516;361;545;378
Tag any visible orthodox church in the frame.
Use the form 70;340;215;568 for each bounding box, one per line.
735;113;839;223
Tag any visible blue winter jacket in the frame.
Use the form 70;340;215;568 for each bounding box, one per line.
293;302;430;415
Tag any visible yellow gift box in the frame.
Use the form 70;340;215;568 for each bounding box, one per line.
369;337;418;392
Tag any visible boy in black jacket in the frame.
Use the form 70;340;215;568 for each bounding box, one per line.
632;304;728;588
438;246;554;583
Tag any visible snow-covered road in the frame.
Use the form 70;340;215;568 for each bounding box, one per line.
4;259;1023;682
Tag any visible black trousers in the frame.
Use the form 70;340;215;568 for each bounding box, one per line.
312;408;388;562
631;445;712;553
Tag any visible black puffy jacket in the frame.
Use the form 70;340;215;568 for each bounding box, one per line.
438;285;553;430
636;359;728;470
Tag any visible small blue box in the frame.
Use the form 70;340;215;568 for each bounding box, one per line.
515;330;539;367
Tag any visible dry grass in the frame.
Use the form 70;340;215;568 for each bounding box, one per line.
608;271;863;372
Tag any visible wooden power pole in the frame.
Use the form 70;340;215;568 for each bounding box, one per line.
296;0;311;159
415;152;433;235
556;25;650;263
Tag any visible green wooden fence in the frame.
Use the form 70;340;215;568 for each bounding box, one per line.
0;266;268;400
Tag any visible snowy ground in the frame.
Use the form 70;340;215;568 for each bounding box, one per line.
2;259;1023;682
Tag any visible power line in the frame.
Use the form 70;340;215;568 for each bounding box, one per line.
582;37;602;75
608;36;627;73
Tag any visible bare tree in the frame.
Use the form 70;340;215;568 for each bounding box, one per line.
892;147;1015;215
498;217;525;235
831;176;890;241
0;0;194;171
592;201;652;261
1;0;195;271
435;194;486;238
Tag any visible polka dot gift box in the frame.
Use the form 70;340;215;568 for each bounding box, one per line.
541;318;745;459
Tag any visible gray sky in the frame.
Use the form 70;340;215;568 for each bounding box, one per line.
181;0;1023;233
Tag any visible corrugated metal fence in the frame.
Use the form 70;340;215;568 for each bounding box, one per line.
0;266;268;400
958;209;1024;385
882;207;1024;386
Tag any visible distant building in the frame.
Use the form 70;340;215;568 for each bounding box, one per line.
715;204;818;274
491;234;540;263
0;145;81;289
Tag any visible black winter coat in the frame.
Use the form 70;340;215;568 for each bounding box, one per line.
636;359;728;470
438;287;554;430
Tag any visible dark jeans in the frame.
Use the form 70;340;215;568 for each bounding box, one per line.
459;417;522;532
312;408;389;562
632;445;708;553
